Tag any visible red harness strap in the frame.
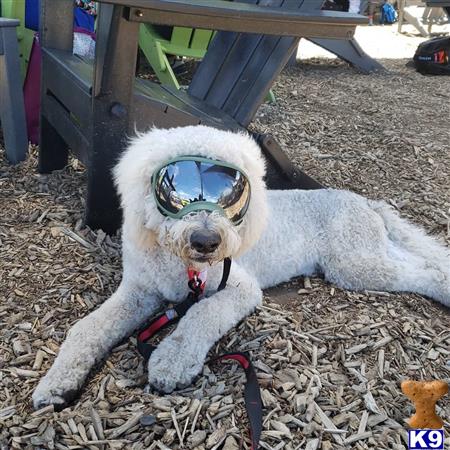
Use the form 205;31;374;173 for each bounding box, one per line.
136;269;204;361
215;352;262;450
136;258;262;449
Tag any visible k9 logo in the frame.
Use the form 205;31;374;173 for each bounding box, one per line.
408;430;444;450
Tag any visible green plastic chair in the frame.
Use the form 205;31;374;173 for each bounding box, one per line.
139;24;215;90
0;0;35;79
138;23;276;102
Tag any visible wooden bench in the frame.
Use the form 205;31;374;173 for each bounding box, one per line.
39;0;366;233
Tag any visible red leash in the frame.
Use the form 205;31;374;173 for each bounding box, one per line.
136;258;262;450
214;352;263;450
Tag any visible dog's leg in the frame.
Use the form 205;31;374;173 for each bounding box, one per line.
321;201;449;306
323;252;449;306
33;283;159;409
147;265;262;393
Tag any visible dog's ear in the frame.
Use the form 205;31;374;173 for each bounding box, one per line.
113;136;160;251
122;215;158;251
231;132;269;256
234;176;268;256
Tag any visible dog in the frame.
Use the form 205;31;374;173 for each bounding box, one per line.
33;125;450;409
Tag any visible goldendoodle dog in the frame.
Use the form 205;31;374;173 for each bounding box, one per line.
33;125;450;409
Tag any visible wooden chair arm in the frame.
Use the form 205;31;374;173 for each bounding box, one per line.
97;0;366;39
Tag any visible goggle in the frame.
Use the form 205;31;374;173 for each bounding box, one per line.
152;156;251;224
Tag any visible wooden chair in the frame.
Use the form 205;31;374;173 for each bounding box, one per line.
138;23;277;102
0;18;28;164
38;0;365;233
139;24;215;89
300;0;384;73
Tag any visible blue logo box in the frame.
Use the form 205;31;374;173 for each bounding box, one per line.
408;429;444;450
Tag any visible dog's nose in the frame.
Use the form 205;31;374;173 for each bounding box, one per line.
190;230;221;254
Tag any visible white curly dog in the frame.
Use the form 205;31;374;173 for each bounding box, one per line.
33;126;450;409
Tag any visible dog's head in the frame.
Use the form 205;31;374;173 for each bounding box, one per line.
114;126;268;268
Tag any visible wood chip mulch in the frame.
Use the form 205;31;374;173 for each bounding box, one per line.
0;59;449;450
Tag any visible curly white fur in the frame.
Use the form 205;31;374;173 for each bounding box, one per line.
33;125;450;409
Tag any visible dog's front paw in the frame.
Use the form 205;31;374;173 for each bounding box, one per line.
32;376;78;411
147;336;204;393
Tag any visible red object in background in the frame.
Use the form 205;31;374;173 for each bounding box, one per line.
23;27;95;145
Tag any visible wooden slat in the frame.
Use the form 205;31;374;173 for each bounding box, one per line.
200;34;267;109
134;78;240;129
161;85;241;129
193;0;275;109
189;28;214;50
189;30;240;100
101;0;366;39
190;0;304;124
232;35;298;126
41;95;90;166
42;49;92;131
40;0;73;51
171;27;193;47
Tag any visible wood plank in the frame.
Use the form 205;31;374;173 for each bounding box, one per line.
42;49;92;131
99;0;365;39
40;0;73;51
229;35;298;126
188;30;239;100
161;85;241;129
134;79;240;129
87;3;140;233
171;27;193;47
195;0;276;109
190;29;214;50
200;33;266;109
187;0;259;100
41;96;90;166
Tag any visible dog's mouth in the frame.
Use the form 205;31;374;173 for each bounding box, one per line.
192;256;210;263
190;253;216;264
188;250;223;266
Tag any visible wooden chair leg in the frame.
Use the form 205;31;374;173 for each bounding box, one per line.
254;133;324;190
38;115;69;173
0;21;28;164
88;4;139;233
84;156;122;234
38;0;72;173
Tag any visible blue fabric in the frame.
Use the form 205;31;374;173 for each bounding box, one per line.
381;3;397;24
25;0;40;31
74;7;95;32
24;2;95;33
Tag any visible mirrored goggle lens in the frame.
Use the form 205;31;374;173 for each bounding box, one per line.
154;160;250;223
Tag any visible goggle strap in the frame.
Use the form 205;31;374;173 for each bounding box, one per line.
217;257;232;292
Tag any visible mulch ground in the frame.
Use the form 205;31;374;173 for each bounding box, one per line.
0;58;449;450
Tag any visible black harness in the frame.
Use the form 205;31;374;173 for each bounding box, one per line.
136;258;262;450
